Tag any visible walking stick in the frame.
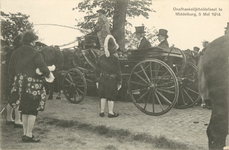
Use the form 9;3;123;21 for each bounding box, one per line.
0;107;6;115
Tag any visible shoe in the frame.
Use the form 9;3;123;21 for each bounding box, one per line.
14;123;23;128
6;120;14;125
23;135;40;143
108;112;119;118
99;112;105;117
56;95;61;99
22;135;27;142
22;135;35;141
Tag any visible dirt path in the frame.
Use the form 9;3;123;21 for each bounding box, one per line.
0;95;211;150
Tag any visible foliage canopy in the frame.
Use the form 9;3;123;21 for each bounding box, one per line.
1;11;34;47
73;0;153;30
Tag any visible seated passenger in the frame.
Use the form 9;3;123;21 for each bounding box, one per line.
135;26;151;49
157;29;169;49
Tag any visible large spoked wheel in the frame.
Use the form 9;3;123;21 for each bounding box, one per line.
62;68;87;104
128;59;179;116
174;62;200;109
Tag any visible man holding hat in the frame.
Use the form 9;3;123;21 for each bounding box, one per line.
157;29;169;48
225;22;229;35
94;9;111;52
135;26;151;49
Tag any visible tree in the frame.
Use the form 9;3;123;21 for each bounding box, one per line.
1;11;34;47
112;0;128;50
73;0;153;50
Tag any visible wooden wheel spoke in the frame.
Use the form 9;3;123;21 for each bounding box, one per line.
76;88;84;95
156;71;169;83
73;91;79;101
133;72;149;85
136;90;149;103
67;73;74;82
155;90;172;104
144;89;152;110
154;91;165;111
181;88;186;105
149;62;153;81
153;64;160;83
64;78;73;84
157;88;175;94
130;81;148;87
77;85;85;87
140;64;151;83
157;81;174;87
183;88;195;103
185;87;199;95
131;87;148;94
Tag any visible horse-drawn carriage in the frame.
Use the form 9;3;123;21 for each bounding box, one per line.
62;33;200;116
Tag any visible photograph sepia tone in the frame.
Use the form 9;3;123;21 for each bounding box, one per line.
0;0;229;150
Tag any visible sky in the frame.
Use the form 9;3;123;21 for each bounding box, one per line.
1;0;229;50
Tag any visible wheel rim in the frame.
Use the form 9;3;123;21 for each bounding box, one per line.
62;69;87;104
128;59;179;116
174;62;200;109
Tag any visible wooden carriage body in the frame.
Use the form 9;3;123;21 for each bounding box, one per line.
62;34;200;116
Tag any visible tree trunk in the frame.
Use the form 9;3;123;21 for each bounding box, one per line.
112;0;128;51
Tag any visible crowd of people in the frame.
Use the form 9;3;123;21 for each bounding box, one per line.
1;8;228;147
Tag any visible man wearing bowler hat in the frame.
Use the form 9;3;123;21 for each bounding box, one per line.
135;26;151;49
225;22;229;35
94;9;111;52
157;29;169;48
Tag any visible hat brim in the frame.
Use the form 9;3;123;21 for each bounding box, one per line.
135;31;145;34
157;34;168;38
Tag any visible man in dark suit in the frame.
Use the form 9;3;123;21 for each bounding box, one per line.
157;29;169;48
135;26;151;49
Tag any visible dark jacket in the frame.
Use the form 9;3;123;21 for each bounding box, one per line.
96;54;122;83
138;37;151;49
96;54;122;100
158;39;169;49
8;44;50;82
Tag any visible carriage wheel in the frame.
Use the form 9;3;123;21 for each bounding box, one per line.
62;69;87;104
174;62;200;109
128;59;179;116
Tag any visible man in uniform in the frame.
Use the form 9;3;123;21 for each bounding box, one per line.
94;9;111;52
135;26;151;49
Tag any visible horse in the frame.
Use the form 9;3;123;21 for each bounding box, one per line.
198;34;229;150
39;45;64;100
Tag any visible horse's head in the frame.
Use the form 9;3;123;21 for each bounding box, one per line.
40;46;57;65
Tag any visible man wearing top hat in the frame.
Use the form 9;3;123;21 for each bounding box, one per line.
225;22;229;35
94;9;111;52
135;26;151;49
157;29;169;48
